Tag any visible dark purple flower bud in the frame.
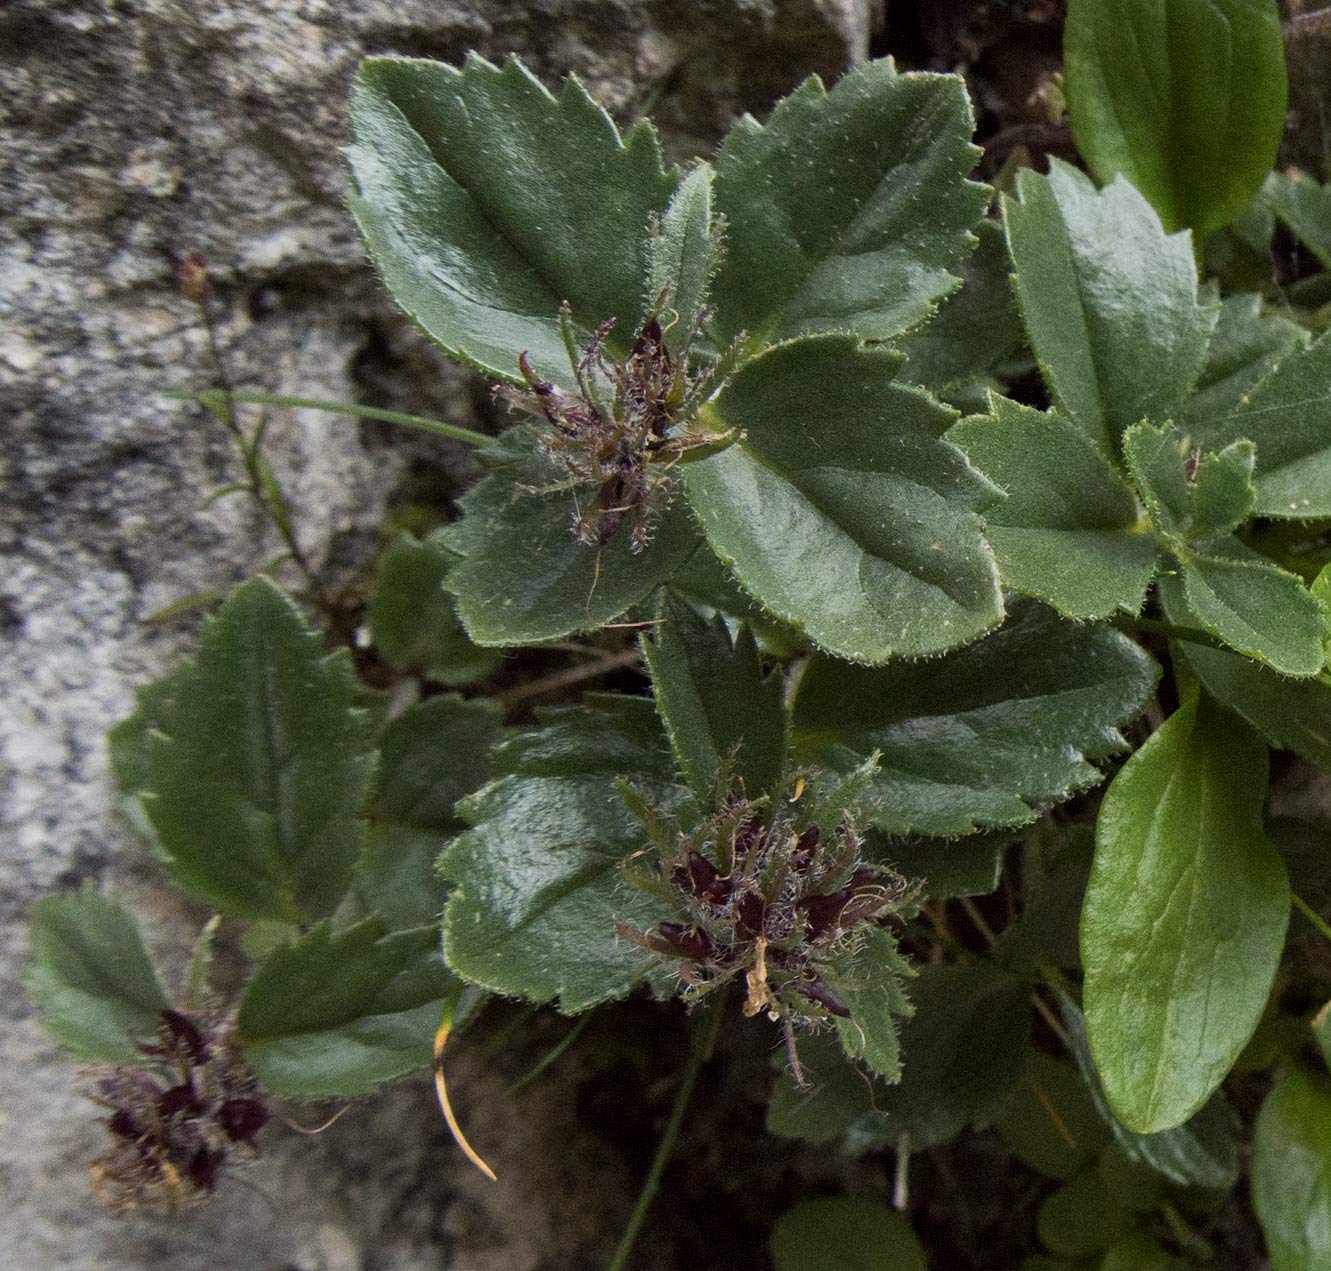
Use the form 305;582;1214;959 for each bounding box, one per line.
158;1082;201;1119
656;922;718;963
794;977;852;1018
108;1110;140;1141
673;850;732;904
792;825;820;869
735;890;767;939
798;889;853;942
186;1145;221;1193
160;1009;209;1064
219;1098;269;1144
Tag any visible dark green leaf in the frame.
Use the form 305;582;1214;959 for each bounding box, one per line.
348;55;677;384
345;826;449;933
1252;1069;1331;1271
143;579;375;923
888;831;1011;900
1036;1170;1122;1260
1060;993;1240;1190
107;670;183;852
1314;1002;1331;1073
1098;1233;1188;1271
443;427;700;645
998;1051;1111;1181
439;702;682;1011
684;336;1002;663
1083;691;1289;1131
771;1197;927;1271
949;398;1156;619
1063;0;1287;239
793;601;1158;836
367;531;503;686
667;543;806;657
767;1030;891;1149
709;59;988;349
1122;420;1191;538
1265;168;1331;270
647;163;721;354
642;593;785;802
237;918;453;1099
827;927;914;1080
25;885;171;1064
371;694;502;832
1188;441;1256;540
1004;161;1216;457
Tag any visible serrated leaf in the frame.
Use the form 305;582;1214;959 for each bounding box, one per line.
143;579;375;923
367;531;502;686
771;1197;927;1271
642;593;785;802
439;702;683;1011
1083;691;1289;1131
370;694;501;832
667;543;805;656
442;427;700;645
1059;992;1240;1190
1063;0;1287;240
1174;547;1325;677
1252;1069;1331;1271
647;163;721;355
900;219;1025;394
828;926;914;1080
709;59;988;350
25;885;171;1064
949;398;1156;619
1188;440;1256;540
491;694;676;781
684;336;1002;664
767;1030;891;1149
237;918;453;1099
344;826;448;933
1122;420;1191;538
107;670;184;852
1265;168;1331;270
348;54;677;385
888;830;1011;900
793;601;1158;837
1004;161;1216;458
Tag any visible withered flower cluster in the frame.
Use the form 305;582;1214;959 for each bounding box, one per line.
618;785;912;1075
495;291;736;553
87;1009;268;1214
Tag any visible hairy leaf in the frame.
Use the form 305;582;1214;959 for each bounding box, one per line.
1252;1069;1331;1271
647;163;721;354
25;886;171;1064
767;1030;891;1149
1083;692;1289;1131
794;601;1158;836
828;927;914;1080
143;579;375;923
710;59;988;349
684;337;1002;663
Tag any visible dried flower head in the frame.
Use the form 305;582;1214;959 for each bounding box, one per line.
494;290;740;552
86;1009;268;1214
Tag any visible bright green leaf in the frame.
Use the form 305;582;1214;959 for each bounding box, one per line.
1063;0;1287;240
1004;161;1216;457
1083;691;1289;1131
348;54;677;385
949;398;1156;619
709;59;988;349
143;579;375;923
771;1197;927;1271
642;593;785;802
684;336;1002;664
25;885;171;1064
794;601;1158;836
1252;1069;1331;1271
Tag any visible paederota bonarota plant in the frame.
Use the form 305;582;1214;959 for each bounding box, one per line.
25;7;1331;1264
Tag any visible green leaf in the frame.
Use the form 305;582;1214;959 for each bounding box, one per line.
348;54;677;385
642;593;785;802
1266;168;1331;270
371;694;501;832
1314;1002;1331;1074
143;579;375;923
793;600;1158;836
345;826;449;933
1123;420;1190;538
443;427;700;645
667;543;806;657
709;58;988;350
900;218;1025;394
1174;547;1325;677
949;398;1156;619
1252;1069;1331;1271
771;1197;927;1271
237;918;453;1099
1188;441;1256;540
684;336;1002;664
1003;161;1216;458
439;702;683;1012
1083;691;1289;1131
1037;1170;1122;1260
1063;0;1287;240
828;927;914;1081
25;885;171;1064
107;670;184;851
647;163;722;354
1060;992;1240;1190
998;1051;1111;1181
766;1030;891;1149
1098;1232;1187;1271
889;830;1011;900
367;531;502;686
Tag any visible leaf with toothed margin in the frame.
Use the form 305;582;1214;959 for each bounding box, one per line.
827;927;915;1081
647;164;723;357
348;54;678;387
438;700;687;1013
683;336;1003;664
440;426;701;646
792;600;1159;837
708;57;990;350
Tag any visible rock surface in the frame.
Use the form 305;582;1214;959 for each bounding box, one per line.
0;1;870;1267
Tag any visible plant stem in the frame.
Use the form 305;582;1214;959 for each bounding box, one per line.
1112;615;1232;654
607;997;724;1271
495;646;643;710
506;1013;592;1094
1294;892;1331;945
166;388;493;448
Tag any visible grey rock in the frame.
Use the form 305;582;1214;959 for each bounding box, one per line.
0;1;868;1267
